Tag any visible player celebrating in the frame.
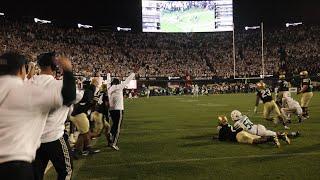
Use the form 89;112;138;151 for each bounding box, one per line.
298;71;313;119
276;74;290;107
281;96;304;123
254;82;288;129
231;110;290;148
216;116;274;146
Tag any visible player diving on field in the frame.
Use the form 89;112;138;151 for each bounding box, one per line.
230;110;292;148
216;115;277;146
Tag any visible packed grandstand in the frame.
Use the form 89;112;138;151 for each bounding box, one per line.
1;20;319;80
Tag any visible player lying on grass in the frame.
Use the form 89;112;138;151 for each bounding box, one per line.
216;116;277;146
231;110;291;148
281;96;305;123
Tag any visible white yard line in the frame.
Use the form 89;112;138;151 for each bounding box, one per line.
90;151;320;167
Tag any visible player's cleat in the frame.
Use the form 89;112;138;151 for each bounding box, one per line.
287;131;300;138
283;133;291;144
284;125;290;130
287;119;292;124
111;144;120;151
82;150;89;156
90;148;101;154
273;136;281;148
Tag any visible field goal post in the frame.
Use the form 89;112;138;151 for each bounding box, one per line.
232;22;272;80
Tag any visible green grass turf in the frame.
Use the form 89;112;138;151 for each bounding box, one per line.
160;8;215;32
46;92;320;179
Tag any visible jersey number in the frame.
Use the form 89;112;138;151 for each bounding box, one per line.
261;89;271;98
243;119;253;130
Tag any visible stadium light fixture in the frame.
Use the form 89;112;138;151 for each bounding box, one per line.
286;22;302;27
0;12;4;16
77;23;93;29
34;18;51;24
245;26;260;30
116;27;132;32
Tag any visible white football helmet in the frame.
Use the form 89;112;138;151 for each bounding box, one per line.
231;110;242;121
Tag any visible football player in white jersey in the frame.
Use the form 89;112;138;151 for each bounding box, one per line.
231;110;290;147
194;84;199;97
281;96;305;123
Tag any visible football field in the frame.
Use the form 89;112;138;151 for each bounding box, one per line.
46;93;320;179
160;8;215;32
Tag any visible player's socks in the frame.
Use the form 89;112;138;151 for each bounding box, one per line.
302;107;307;118
305;107;309;118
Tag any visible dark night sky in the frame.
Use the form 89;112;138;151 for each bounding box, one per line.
1;0;320;31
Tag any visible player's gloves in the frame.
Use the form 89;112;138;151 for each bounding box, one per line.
254;106;257;114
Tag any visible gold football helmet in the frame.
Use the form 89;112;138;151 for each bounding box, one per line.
256;82;266;90
218;116;228;126
299;71;308;77
279;74;285;80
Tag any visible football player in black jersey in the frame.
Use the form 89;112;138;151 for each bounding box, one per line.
254;82;289;129
298;71;313;118
90;84;111;145
276;74;290;107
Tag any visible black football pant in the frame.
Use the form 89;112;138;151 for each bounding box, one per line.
33;134;73;180
0;161;34;180
110;110;124;146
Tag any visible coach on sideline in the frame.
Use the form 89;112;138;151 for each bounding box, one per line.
0;52;76;180
31;52;78;180
107;67;138;151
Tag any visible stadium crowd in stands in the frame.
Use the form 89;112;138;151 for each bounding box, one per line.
0;20;319;79
0;18;318;180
